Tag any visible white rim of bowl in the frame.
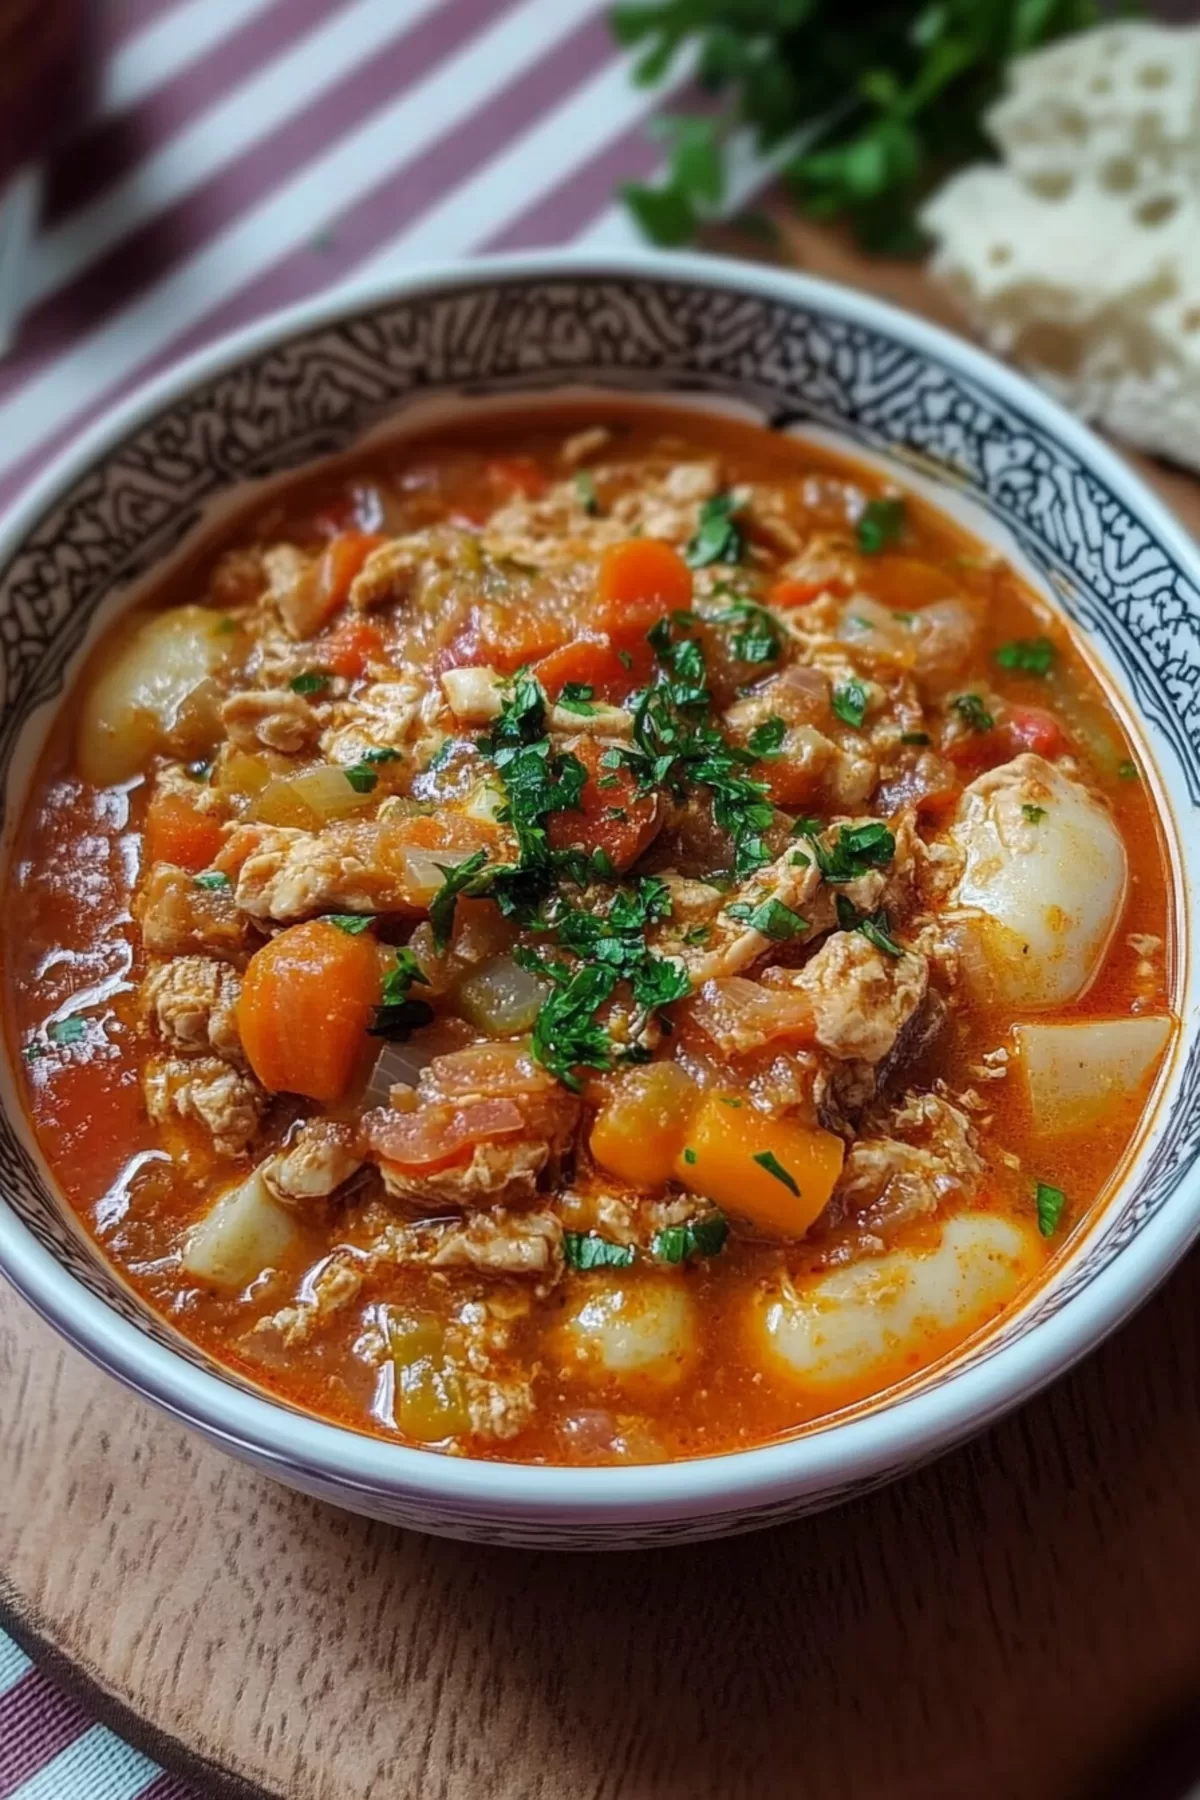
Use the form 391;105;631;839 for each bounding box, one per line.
0;247;1197;1523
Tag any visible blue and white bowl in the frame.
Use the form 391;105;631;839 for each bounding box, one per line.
0;251;1195;1548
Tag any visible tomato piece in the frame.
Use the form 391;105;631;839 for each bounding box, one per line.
767;578;825;609
317;618;386;680
533;635;652;705
362;1097;526;1171
474;608;566;673
317;531;388;616
1005;705;1069;758
595;540;693;646
546;738;660;873
143;789;225;873
238;920;383;1102
486;456;546;501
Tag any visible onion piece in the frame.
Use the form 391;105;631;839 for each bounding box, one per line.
249;764;377;829
455;954;550;1036
361;1038;441;1109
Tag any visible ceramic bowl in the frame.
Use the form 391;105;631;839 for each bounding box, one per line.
0;251;1196;1549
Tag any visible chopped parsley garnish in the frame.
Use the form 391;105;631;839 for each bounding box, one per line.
428;849;493;951
184;760;213;782
682;925;711;946
715;594;780;666
725;896;807;941
424;738;455;774
193;871;230;890
362;746;401;764
530;964;621;1091
682;1146;697;1165
616;649;634;670
685;490;744;568
369;948;433;1040
1118;760;1139;781
1036;1181;1067;1238
325;914;373;934
49;1017;85;1046
343;763;380;794
793;818;895;884
995;636;1054;676
563;1231;636;1271
290;671;329;695
952;693;995;733
557;682;598;716
746;716;786;759
1022;804;1047;825
836;894;902;957
855;496;905;554
900;730;930;746
832;679;868;729
753;1150;800;1196
652;1212;729;1263
574;470;599;515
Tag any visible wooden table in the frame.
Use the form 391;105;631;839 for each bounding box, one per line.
4;236;1200;1800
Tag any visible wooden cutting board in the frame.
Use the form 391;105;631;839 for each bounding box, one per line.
5;239;1200;1800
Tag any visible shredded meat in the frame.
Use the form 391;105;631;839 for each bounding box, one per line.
136;865;252;959
142;957;244;1063
253;1255;364;1347
829;1089;984;1235
143;1055;265;1157
268;1119;362;1203
221;687;320;754
765;932;928;1064
368;1210;564;1281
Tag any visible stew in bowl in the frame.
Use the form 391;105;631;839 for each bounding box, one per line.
5;399;1177;1468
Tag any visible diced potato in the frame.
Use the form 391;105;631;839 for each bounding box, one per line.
248;764;376;829
751;1213;1042;1392
77;605;245;784
556;1277;698;1393
182;1163;300;1291
949;754;1128;1009
440;665;505;724
1015;1014;1173;1136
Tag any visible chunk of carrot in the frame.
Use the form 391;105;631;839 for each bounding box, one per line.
595;540;692;645
317;531;388;617
144;789;225;873
590;1063;699;1188
675;1093;844;1238
317;617;386;680
238;919;383;1101
533;634;651;704
546;737;660;873
767;578;826;609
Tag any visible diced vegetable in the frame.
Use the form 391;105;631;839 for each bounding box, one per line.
486;455;546;500
143;789;225;872
557;1277;699;1392
752;1214;1042;1391
1015;1015;1173;1137
534;634;649;703
677;1093;844;1237
238;919;382;1100
317;617;386;679
545;737;660;873
363;1097;525;1172
768;577;826;608
216;749;273;799
1004;705;1068;759
278;532;387;638
182;1164;300;1291
595;539;692;644
248;763;377;829
77;605;244;784
590;1062;700;1188
388;1311;470;1442
455;954;551;1036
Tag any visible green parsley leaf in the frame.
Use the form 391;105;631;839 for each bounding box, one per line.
794;818;895;884
563;1231;636;1271
1022;804;1047;825
856;497;905;554
725;896;807;941
685;490;743;568
616;649;634;670
481;666;548;754
193;871;230;890
1118;760;1139;780
531;963;620;1090
900;731;930;746
746;716;786;759
429;849;491;951
996;636;1055;676
683;925;711;947
325;914;373;934
832;679;868;729
370;948;433;1041
952;693;995;733
715;595;780;666
753;1150;800;1196
49;1017;86;1046
343;763;379;794
574;469;599;515
836;894;902;957
1036;1181;1067;1238
362;746;401;765
290;671;330;695
557;682;598;716
682;1146;697;1165
652;1212;730;1263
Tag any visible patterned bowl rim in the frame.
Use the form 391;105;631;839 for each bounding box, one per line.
1;246;1197;1524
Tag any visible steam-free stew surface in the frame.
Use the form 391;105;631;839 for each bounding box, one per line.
5;405;1175;1463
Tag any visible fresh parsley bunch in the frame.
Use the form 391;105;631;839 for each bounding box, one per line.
613;0;1113;253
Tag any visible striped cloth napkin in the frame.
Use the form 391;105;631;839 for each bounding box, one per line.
0;0;683;1793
